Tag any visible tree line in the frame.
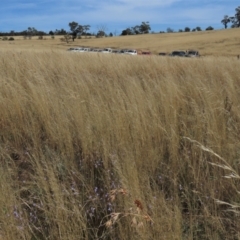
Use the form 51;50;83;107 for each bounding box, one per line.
0;6;239;38
120;22;151;35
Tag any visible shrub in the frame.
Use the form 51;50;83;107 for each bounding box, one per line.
206;26;214;31
2;36;8;41
8;37;14;41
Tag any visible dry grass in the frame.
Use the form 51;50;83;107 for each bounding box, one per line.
1;50;240;239
1;28;240;56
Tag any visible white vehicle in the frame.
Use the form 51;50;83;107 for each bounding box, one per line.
102;48;112;53
75;47;85;52
125;49;138;55
186;50;200;57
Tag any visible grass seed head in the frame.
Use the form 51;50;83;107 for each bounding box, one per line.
105;220;113;228
131;217;137;226
134;199;143;211
137;222;144;229
111;213;120;223
118;188;127;195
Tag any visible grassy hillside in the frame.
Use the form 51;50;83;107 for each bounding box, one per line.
0;28;240;56
1;51;240;239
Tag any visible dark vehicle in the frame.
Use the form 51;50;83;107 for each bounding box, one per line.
141;51;151;55
112;49;120;54
170;50;187;57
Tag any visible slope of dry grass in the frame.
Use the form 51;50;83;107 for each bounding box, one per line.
0;51;240;239
1;28;240;56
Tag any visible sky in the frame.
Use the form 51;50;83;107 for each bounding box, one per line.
0;0;238;34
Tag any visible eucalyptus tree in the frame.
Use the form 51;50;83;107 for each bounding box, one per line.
232;6;240;27
221;15;230;29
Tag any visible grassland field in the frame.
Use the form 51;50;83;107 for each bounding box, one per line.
0;29;240;239
0;28;240;56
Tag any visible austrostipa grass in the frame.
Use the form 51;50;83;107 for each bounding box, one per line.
1;50;240;239
101;189;153;230
184;137;240;216
98;189;154;240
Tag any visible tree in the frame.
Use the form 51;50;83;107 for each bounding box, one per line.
221;15;230;29
206;26;214;30
49;31;55;39
82;25;91;38
121;29;127;36
55;29;67;35
235;6;240;27
68;23;91;40
139;22;151;33
196;26;202;31
120;22;151;36
121;28;133;36
184;27;191;32
231;6;240;27
27;27;37;36
96;24;108;38
69;21;78;32
25;27;38;39
68;21;81;41
178;29;183;32
166;27;174;33
109;32;113;37
96;30;105;38
132;25;140;34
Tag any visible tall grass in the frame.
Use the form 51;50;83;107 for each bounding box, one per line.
1;51;240;239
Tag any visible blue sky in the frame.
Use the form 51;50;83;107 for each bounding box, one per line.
0;0;238;34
